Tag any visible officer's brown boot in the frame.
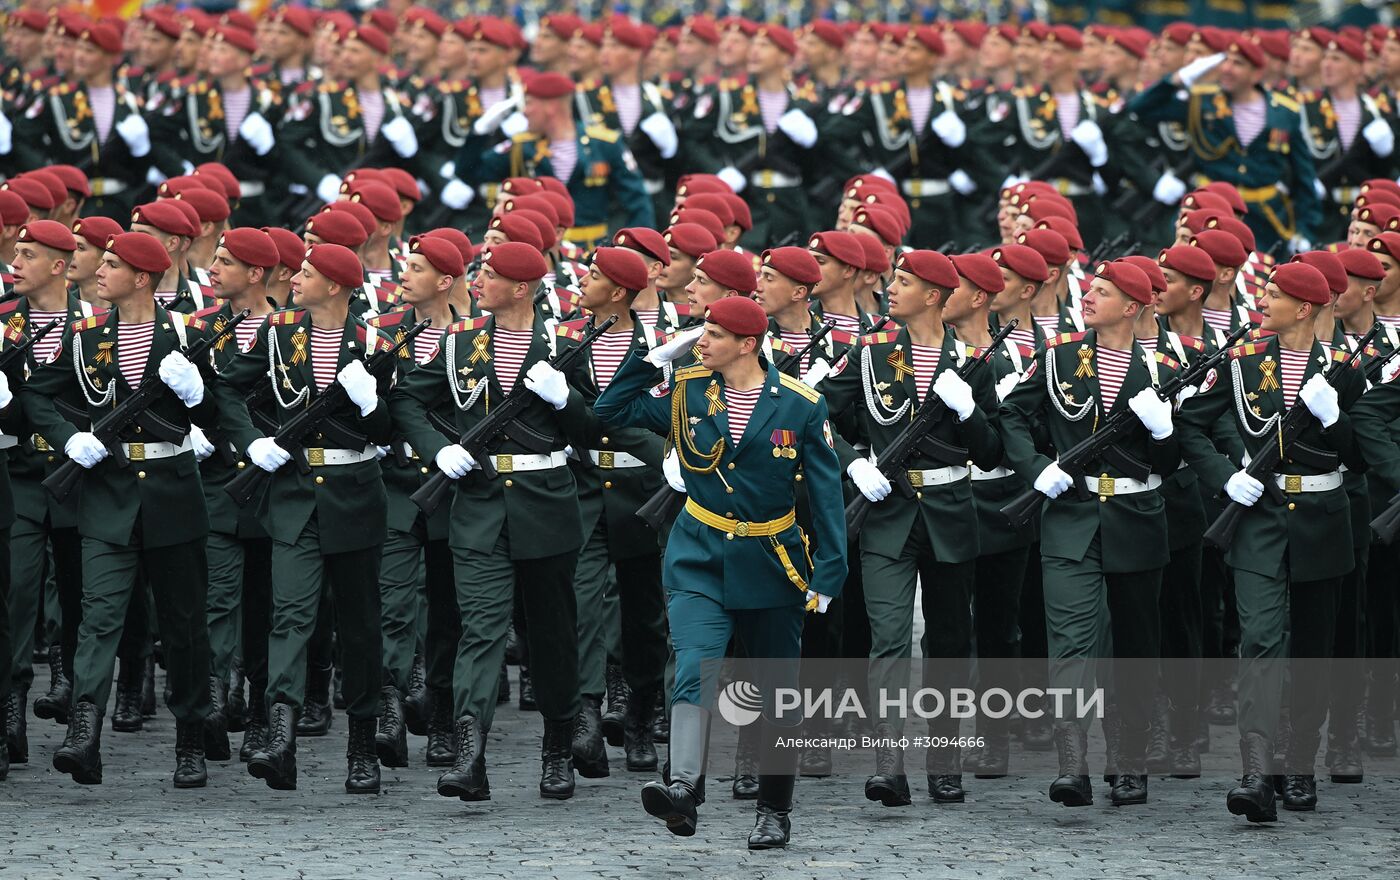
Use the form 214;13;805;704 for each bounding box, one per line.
641;703;709;836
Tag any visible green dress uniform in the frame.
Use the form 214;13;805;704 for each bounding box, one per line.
0;319;29;775
218;309;394;723
413;77;518;240
574;78;679;225
1296;89;1397;244
470;121;656;250
1128;78;1322;252
278;79;416;206
1176;336;1365;777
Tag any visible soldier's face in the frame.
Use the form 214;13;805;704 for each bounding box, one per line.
899;40;936;78
68;239;103;283
407;27;439;65
9;242;66;296
685;269;728;310
533;29;566;66
96;253;139;301
579;266;624;311
481;228;509;248
755;267;801;315
718;32;749;69
886;270;939;319
1321;50;1361;89
339;40;377;79
1384;39;1400;78
1289;39;1323;79
472;265;523;311
70;41;109;79
943;277;981;323
1041;41;1075;79
176;30;202;70
1349;221;1381;251
1013;36;1040;74
51;35;75;74
696;322;752;371
266;23;302;62
1335;276;1376;321
747;35;785;76
991;268;1034;314
1217;55;1261;95
676;33;708;71
566;37;598;75
646;42;676;79
399;254;446;304
1375;252;1400;304
1256;283;1309;332
1101;44;1137;81
5;27;42;62
1157;268;1203;316
659;250;694;289
846;31;879;74
209;247;253;297
207;41;247;79
137;30;174;69
1081;278;1136;329
291;260;333;307
979;33;1013;72
1155;39;1185;73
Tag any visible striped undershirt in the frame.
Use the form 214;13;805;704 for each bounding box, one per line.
911;344;941;402
1378;313;1400;327
550;139;578;184
1136;336;1158;354
824;311;862;335
479;86;507;110
1032;314;1061;335
906;86;934;133
757;89;788;134
779;329;813;372
1333;96;1361;151
27;309;67;363
634;308;659;328
725;386;762;445
611;82;642;136
590;331;632;390
235;317;261;353
1201;307;1232;333
1053;93;1080;138
1095;345;1133;413
1006;327;1037;349
492;327;533;391
155;289;180;308
1279;348;1311;409
117;322;155;389
414;326;445;365
1233;98;1267;147
359;88;385;143
279;67;304;86
223;87;252;140
310;326;342;391
89;86;116;145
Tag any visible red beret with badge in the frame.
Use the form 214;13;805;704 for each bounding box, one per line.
705;296;768;338
306;243;364;289
592;247;650;292
695;249;757;293
107;232;173;275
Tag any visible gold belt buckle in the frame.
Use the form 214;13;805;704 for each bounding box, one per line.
908;470;924;488
34;436;50;452
910;181;922;197
128;442;145;462
1284;474;1302;493
734;521;750;537
598;451;614;469
1097;475;1116;497
1055;179;1071;195
308;448;325;467
496;454;513;474
761;170;772;187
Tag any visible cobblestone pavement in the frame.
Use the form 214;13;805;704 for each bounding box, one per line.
3;664;1397;880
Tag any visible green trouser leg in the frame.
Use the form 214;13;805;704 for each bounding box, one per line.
9;515;48;691
0;528;10;705
602;569;622;668
422;538;458;692
379;527;425;694
41;542;61;648
571;522;612;699
413;554;429;656
75;537;212;724
265;517;384;720
450;537;580;728
205;532;244;680
614;554;667;695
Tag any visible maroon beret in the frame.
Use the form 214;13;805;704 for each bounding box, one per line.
408;234;465;278
683;16;720;45
896;250;959;289
271;5;315;37
221;9;255;33
761;247;821;285
1033;216;1084;251
23;171;67;207
488;213;544;250
405;7;449;38
213;25;256;54
78;23;123;55
475;17;524;50
851;204;903;247
347;181;403;223
132;200;198;237
993;244;1049;283
807;20;846;49
808;230;866;270
1369;232;1400;264
720;193;752;231
1356;203;1400;230
1256;30;1290;61
194;163;242;201
324;201;376;238
1270;262;1330;305
695;249;757;293
261;226;308;270
1121;254;1168;293
909;25;944;55
508;194;562;228
704;296;768;337
378;167;421;203
346;25;390;55
10;9;47;33
107;231;173;275
844;174;900;198
575;22;604;47
856;233;889;274
0;191;28;226
420;228;474;266
756;24;797;55
176;187;232;223
1201;182;1247;215
1046;25;1083;50
1163;23;1195;47
540;14;582;40
1095;259;1153;304
71;216;123;250
1157;245;1218;284
683;193;735;227
608;19;652;51
1189;229;1248;268
669;207;725;243
1015;228;1071;267
1228;38;1265;69
1181;190;1233;215
951;253;1005;294
663;224;718;259
1363;178;1400;196
592;247;650;292
219;227;279;268
305;243;363;289
525;72;575;100
482;241;548;283
2;178;57;212
1329;37;1365;65
17;220;77;252
305;210;369;249
510;209;556;250
165;198;203;236
158;176;212;198
45;164;92;199
501;177;545;197
614;227;671;265
1204;215;1256;254
1338;248;1385;281
364;9;397;35
1292;251;1348;296
676;175;734;198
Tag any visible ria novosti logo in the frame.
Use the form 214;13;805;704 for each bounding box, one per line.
717;680;764;727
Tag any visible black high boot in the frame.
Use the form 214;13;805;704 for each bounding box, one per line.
1168;700;1202;778
5;688;28;764
518;665;536;711
965;711;1010;778
748;773;796;850
1327;707;1364;784
1364;672;1396;756
173;721;208;788
346;716;381;794
496;662;510;704
1145;693;1170;774
641;703;710;836
1226;732;1277;822
52;700;103;784
239;694;268;762
33;643;71;724
248;703;298;790
864;722;912;807
601;663;629;748
732;720;760;799
140;654;157;717
297;663;332;736
622;688;658;771
436;714;489;800
111;659;144;732
1100;710;1120;784
651;690;669;743
204;675;231;761
1283;728;1320;811
376;685;409;768
926;736;964;804
572;694;610;778
1048;722;1092;806
403;655;429;736
425;689;458;768
226;661;247;733
1110;717;1149;806
540;720;576;799
798;714;833;778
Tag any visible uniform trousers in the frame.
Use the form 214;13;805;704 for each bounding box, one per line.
572;518;667;698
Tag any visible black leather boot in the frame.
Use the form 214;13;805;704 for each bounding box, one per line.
239;694;268;762
798;715;832;778
865;722;912;807
226;661;247;733
572;694;610;778
1100;710;1120;784
140;655;157;717
1282;774;1318;811
651;690;669;743
111;659;144;732
641;703;709;836
748;772;795;850
248;703;298;790
33;643;71;724
403;656;429;736
5;688;28;764
1327;709;1364;784
376;685;409;768
425;689;457;767
732;721;760;799
496;662;510;704
540;720;576;799
345;716;381;794
1020;713;1053;751
173;721;208;788
436;714;489;800
518;666;536;711
204;675;231;761
297;663;332;736
601;663;629;748
926;740;964;804
1205;680;1237;725
1168;694;1202;778
1364;694;1396;757
966;735;1009;779
1048;723;1092;807
1226;733;1277;822
1112;717;1149;806
53;700;102;784
1145;694;1170;774
332;664;346;711
1283;727;1320;810
622;688;658;771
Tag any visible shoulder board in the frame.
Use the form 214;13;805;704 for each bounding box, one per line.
769;337;797;355
266;309;306;326
294;80;317;95
1189;83;1221;97
1176;333;1205;352
1153;351;1180;371
0;299;19;316
1045;331;1087;348
584;124;620;143
355;324;393;354
192;305;223;321
1270;92;1300;112
173;312;208;332
1011;342;1037;359
1331;348;1361;367
1228;341;1270;359
1246;326;1271;340
829;329;858;346
3;325;24;345
859;330;898;346
71;315;104;333
446;316;490;334
778;372;820;403
366;310;410;329
554;320;587;342
673;364;713;383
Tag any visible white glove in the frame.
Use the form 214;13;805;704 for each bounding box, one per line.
1298;373;1340;428
869;167;896;184
158;352;204;407
316;173;342;204
145;166;168;187
1091;171;1108;196
499;111;529;138
189;424;215;462
639;112;679;159
238;111;275;156
247;437;290;472
115;113;151;157
1313;178;1327;201
1071;120;1108;167
662;449;686;492
933;370;975;421
1175;384;1198;407
434;444;477;479
0;371;10;409
524;361;569;410
777;109;818;148
801;357;832;387
1289;235;1313;255
1033;462;1074;499
646;325;705;367
948;169;977;196
0;109;12;155
1128;387;1173;439
931;109;966;148
1152;169;1187;205
473;97;521;135
995;371;1020;402
805;590;833;614
1225;469;1264;507
374;444;390;461
381;115;418;158
439;160;457;180
1000;173;1028;191
336;360;379;417
1364;117;1395;158
716;165;747;193
847;457;892;502
440;178;475;210
1178;52;1226;88
65;432;109;469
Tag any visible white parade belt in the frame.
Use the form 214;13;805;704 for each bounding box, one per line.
1273;471;1342;493
907;465;970;487
1082;473;1163;497
489;451;568;473
901;178;951;198
305;445;378;466
971;465;1014;481
121;436;193;461
589;450;646;469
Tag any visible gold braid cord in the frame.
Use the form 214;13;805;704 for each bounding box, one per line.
671;376;725;473
1187;92;1239;163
